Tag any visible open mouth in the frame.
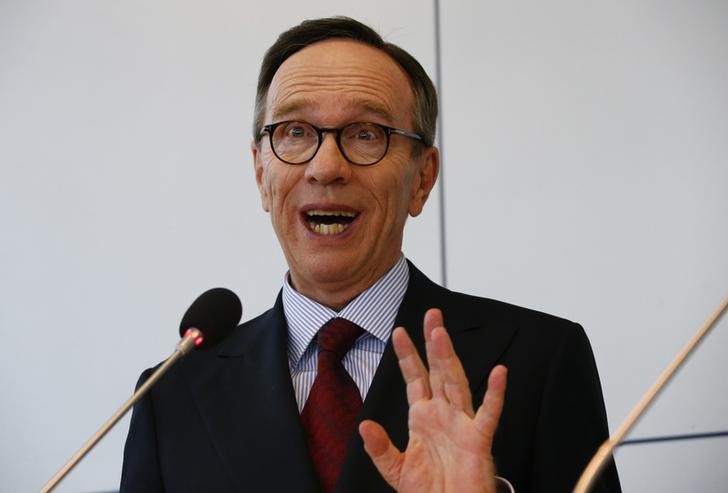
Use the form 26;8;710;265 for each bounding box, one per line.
305;210;358;235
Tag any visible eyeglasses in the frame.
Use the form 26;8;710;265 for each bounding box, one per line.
258;120;423;166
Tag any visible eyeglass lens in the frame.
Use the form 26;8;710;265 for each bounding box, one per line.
270;121;388;165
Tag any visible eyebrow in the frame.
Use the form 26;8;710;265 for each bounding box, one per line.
270;99;311;121
361;101;395;123
270;98;395;124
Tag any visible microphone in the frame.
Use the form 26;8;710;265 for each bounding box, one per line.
39;288;242;493
179;287;243;350
573;296;728;493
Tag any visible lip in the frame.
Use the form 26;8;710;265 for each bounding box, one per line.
301;203;360;214
299;203;361;238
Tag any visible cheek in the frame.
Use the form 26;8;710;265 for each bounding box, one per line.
393;164;419;209
374;165;418;220
373;152;415;196
263;162;299;213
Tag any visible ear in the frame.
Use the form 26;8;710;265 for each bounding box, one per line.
252;141;270;212
408;146;440;217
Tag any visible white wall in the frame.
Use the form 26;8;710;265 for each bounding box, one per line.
440;2;728;490
1;1;725;491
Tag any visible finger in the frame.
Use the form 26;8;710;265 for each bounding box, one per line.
423;307;443;344
392;326;432;404
423;308;447;400
474;365;508;443
430;325;475;416
359;420;404;490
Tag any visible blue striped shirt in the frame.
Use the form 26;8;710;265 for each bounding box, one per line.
282;255;409;412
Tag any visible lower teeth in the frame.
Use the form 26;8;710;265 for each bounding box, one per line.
309;222;348;235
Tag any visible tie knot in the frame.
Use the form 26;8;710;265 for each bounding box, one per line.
316;318;363;358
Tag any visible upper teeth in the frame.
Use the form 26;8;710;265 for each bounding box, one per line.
306;210;356;217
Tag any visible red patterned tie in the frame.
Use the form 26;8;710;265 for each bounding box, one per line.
300;318;364;493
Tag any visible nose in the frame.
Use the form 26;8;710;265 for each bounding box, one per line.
304;132;352;185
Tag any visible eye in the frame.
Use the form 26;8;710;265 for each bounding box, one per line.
345;123;385;142
281;122;314;139
355;128;376;140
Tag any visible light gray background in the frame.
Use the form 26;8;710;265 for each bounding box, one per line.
1;1;726;491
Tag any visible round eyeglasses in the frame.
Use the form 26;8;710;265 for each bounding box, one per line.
258;120;424;166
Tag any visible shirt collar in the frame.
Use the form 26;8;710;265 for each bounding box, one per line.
282;255;409;368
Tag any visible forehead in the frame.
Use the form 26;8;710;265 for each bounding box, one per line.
266;39;415;125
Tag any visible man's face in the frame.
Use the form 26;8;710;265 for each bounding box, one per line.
253;39;438;308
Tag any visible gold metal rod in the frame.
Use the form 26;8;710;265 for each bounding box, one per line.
573;296;728;493
39;331;200;493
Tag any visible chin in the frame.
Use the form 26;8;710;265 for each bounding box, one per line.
295;253;362;282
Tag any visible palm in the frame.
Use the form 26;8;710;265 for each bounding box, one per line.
360;308;507;493
396;400;494;492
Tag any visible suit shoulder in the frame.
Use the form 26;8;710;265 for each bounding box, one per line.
406;260;580;334
213;293;285;352
444;287;582;332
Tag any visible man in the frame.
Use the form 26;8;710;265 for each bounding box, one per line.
121;17;620;493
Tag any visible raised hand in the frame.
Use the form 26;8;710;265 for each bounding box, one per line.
359;308;507;493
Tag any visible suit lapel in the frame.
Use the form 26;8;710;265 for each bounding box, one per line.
186;294;320;492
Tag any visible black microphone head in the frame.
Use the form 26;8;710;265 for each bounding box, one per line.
179;288;242;350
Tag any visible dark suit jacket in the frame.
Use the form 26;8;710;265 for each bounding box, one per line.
121;262;620;492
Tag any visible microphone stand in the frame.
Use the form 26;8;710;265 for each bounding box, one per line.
39;328;203;493
573;296;728;493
